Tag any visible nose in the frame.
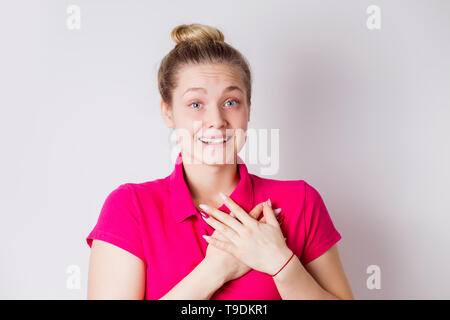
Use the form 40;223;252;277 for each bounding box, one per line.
204;105;227;129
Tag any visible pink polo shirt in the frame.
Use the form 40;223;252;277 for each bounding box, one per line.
86;152;342;299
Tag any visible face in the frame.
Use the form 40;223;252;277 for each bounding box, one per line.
161;63;250;165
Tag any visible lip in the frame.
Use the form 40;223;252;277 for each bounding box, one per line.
199;135;229;139
198;136;232;145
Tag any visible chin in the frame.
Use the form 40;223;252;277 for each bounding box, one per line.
195;149;237;165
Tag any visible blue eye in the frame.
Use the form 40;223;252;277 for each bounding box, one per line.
190;102;202;109
189;100;239;109
225;99;239;107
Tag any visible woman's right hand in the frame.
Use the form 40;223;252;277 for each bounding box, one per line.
202;201;282;283
203;229;251;283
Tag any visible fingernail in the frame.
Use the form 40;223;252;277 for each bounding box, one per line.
199;204;210;212
274;208;282;215
200;211;209;219
219;192;227;200
267;198;272;208
230;212;235;218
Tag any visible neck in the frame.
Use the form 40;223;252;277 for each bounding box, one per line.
182;153;240;209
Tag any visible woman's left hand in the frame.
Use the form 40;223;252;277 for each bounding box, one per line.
199;193;293;276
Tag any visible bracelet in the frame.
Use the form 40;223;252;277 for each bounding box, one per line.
271;252;295;277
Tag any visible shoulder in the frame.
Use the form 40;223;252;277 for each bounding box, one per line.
124;177;168;193
249;174;306;214
116;176;171;206
250;173;308;196
249;174;325;210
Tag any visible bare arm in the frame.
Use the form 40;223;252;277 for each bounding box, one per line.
159;259;227;300
87;239;228;300
87;239;146;299
303;244;354;299
273;244;354;300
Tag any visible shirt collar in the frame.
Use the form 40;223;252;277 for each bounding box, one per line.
168;152;254;223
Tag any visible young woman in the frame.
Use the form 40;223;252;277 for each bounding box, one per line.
86;23;354;300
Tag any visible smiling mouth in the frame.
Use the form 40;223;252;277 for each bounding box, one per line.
198;136;232;145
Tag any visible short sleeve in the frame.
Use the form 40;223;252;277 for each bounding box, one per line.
86;184;146;263
300;182;342;265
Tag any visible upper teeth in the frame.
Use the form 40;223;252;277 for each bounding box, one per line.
199;136;230;144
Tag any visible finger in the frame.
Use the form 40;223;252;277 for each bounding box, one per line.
274;208;282;216
202;234;235;254
212;229;232;242
200;210;240;243
219;192;257;226
248;202;265;220
259;207;281;223
199;204;246;235
263;198;279;227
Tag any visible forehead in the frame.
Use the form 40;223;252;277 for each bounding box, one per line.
175;63;244;91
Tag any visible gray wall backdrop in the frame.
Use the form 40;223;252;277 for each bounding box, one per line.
1;0;449;299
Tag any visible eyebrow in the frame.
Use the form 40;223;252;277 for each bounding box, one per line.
182;85;244;97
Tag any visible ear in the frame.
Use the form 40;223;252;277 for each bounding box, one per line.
160;99;175;128
247;103;251;122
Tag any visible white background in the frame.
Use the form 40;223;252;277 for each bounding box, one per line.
1;0;449;299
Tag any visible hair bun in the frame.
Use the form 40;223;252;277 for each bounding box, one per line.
171;23;225;45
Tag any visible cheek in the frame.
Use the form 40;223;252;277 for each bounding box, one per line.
177;111;205;133
232;111;250;149
172;105;198;130
171;115;194;143
230;110;249;129
233;128;247;148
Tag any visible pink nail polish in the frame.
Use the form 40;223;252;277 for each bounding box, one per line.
200;211;209;219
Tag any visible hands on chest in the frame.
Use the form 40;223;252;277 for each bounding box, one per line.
197;192;292;281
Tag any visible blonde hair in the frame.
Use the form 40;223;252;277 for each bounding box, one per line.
157;23;252;107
